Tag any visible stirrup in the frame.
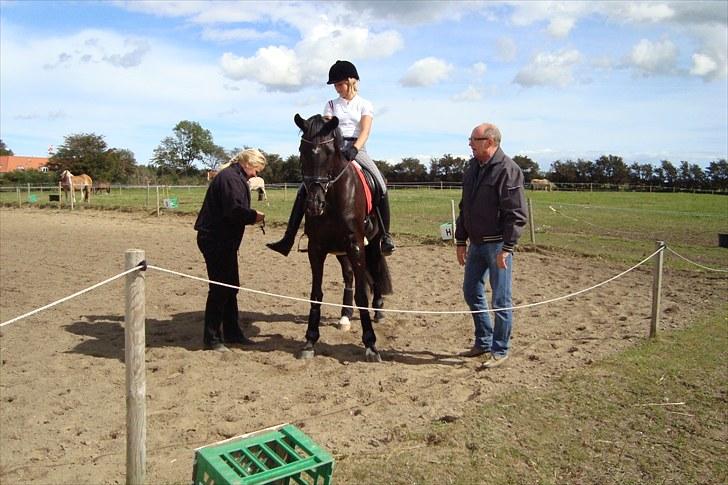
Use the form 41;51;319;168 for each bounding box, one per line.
297;234;308;253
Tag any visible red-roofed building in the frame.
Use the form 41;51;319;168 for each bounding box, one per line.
0;156;50;173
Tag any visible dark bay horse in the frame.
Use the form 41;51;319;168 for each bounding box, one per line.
295;113;392;362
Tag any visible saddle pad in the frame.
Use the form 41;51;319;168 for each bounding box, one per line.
351;161;373;214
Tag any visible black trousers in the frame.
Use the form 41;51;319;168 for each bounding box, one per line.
197;233;244;346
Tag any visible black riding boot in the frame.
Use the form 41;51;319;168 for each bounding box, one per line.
266;185;306;256
378;192;395;255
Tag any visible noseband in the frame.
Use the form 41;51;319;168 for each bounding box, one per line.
300;136;349;194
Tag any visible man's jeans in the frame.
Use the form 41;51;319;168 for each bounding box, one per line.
462;241;513;356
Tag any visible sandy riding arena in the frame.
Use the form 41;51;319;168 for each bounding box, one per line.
1;208;725;483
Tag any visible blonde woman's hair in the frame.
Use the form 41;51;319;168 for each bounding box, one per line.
346;78;359;97
228;148;267;171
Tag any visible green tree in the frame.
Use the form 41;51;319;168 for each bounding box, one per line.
102;148;137;182
429;154;467;182
706;159;728;190
660;160;677;186
391;157;427;182
547;160;578;183
513;155;541;182
0;139;13;156
46;133;109;176
151;121;222;175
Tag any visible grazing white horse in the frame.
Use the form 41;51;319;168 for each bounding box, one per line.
531;178;555;191
248;176;267;201
60;170;93;203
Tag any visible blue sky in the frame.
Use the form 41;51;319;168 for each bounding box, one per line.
1;1;726;171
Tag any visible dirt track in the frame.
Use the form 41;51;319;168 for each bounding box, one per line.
1;208;725;484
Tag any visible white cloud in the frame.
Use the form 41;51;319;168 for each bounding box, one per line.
625;38;678;76
201;27;279;43
471;62;487;77
221;47;302;92
514;49;581;87
400;57;453;87
451;85;482;102
496;36;517;62
220;26;403;91
690;53;718;78
547;15;576;37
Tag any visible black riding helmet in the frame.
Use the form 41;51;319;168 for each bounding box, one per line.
327;60;359;84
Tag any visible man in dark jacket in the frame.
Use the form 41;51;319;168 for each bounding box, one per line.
455;123;527;368
195;149;266;352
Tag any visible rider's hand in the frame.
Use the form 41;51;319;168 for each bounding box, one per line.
343;146;359;161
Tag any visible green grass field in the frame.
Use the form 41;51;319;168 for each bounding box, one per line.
3;185;726;270
335;306;728;485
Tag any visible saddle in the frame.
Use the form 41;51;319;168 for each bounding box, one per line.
351;161;381;242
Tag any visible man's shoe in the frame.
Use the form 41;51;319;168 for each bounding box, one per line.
381;234;396;255
459;346;490;358
226;335;255;346
204;342;230;352
481;353;509;368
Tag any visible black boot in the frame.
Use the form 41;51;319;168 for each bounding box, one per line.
378;192;395;255
267;185;306;256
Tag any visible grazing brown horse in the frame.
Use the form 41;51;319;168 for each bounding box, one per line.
93;181;111;194
295;113;392;362
60;170;92;203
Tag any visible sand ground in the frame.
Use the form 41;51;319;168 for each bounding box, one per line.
1;208;725;484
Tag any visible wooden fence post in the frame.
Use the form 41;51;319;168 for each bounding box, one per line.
528;198;536;245
650;241;665;338
125;249;146;485
156;186;160;217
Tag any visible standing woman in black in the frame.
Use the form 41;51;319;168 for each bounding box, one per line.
195;149;266;351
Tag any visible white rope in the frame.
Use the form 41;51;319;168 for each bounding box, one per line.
666;246;728;273
548;205;644;237
147;247;661;315
0;266;142;328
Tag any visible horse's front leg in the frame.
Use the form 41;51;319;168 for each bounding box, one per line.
349;239;381;363
300;249;325;359
336;255;354;331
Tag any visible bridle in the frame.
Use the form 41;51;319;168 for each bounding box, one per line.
300;135;349;194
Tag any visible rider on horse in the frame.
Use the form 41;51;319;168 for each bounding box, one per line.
267;60;396;257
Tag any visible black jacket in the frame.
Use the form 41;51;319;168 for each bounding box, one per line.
194;163;258;249
455;147;527;252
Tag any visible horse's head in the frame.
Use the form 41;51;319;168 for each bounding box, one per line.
295;113;343;217
59;170;70;185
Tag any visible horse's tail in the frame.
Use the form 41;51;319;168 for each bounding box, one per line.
366;244;393;296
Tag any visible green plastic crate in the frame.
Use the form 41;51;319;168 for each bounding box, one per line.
192;424;334;485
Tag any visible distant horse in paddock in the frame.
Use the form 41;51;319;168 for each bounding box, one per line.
93;181;111;194
60;170;92;203
295;113;392;362
248;176;267;201
531;178;556;191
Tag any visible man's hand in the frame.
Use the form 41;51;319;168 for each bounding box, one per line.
497;250;509;269
456;245;467;266
254;211;265;223
342;146;359;161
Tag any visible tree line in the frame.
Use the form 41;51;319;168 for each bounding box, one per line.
1;121;726;191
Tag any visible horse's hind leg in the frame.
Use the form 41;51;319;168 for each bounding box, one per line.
300;250;325;359
337;255;354;331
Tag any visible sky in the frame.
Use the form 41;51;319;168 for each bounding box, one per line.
1;1;727;172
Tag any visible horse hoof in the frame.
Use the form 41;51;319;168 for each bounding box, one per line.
365;348;382;363
298;349;315;360
338;316;351;331
374;311;385;322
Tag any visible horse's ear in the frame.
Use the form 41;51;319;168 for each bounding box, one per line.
323;116;339;131
294;113;306;131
